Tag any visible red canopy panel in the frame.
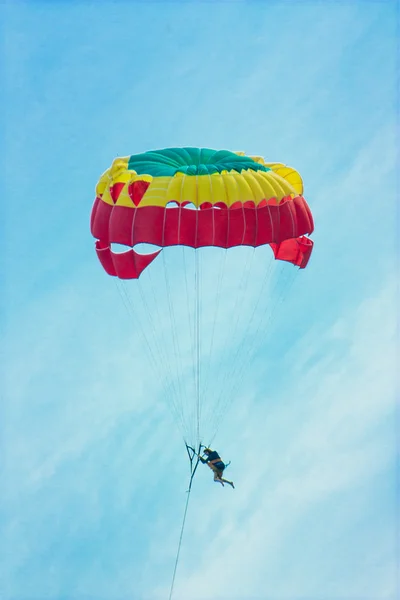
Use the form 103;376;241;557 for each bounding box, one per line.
270;236;313;269
91;196;314;278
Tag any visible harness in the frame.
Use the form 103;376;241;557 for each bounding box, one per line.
209;458;224;466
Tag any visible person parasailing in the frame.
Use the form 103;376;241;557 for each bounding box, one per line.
199;447;235;488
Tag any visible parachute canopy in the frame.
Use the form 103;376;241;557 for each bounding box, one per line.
90;148;314;278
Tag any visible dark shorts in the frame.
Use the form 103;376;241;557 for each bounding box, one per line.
213;461;225;471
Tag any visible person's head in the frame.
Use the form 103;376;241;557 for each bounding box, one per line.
203;447;212;455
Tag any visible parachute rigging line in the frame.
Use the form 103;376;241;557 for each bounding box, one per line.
91;147;314;448
168;443;202;600
182;246;197;411
195;249;201;446
115;279;187;436
162;250;186;422
208;260;299;446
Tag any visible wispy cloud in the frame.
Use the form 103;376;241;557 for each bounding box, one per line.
161;275;397;600
1;1;398;599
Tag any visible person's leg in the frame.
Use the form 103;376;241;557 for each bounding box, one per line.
209;464;227;486
220;477;235;488
213;472;224;485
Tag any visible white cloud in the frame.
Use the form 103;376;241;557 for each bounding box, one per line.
153;275;398;600
2;3;398;598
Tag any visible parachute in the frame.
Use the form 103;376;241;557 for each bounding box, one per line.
90;147;314;449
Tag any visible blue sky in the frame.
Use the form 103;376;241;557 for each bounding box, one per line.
1;1;399;599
